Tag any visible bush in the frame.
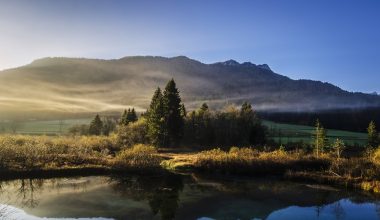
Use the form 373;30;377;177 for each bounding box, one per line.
117;118;149;147
113;144;162;170
68;124;89;136
372;147;380;165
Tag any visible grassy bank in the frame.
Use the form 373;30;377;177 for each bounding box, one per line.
1;135;380;194
0;135;163;175
193;147;330;175
193;147;380;193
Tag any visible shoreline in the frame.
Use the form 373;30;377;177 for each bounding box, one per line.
1;160;379;196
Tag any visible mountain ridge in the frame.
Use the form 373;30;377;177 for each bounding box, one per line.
0;55;379;120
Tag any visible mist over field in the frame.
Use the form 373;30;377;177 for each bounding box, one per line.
1;56;379;120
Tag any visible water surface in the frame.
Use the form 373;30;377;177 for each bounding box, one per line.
0;173;379;220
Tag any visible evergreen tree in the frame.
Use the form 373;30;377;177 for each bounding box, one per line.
120;108;138;126
163;79;184;146
120;109;129;126
314;119;327;157
180;104;187;118
89;114;103;135
200;103;209;112
147;87;166;147
239;102;264;145
332;138;345;159
128;108;138;122
368;121;378;148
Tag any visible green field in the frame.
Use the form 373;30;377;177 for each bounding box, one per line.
263;120;367;146
0;118;368;146
0;118;92;135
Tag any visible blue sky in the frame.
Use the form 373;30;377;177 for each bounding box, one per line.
0;0;379;93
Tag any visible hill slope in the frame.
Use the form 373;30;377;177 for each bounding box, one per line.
0;56;379;119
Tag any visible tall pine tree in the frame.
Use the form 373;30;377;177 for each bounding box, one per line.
163;79;184;146
120;108;138;126
368;121;378;148
147;87;166;147
120;109;129;126
89;114;103;135
128;108;138;122
314;119;327;157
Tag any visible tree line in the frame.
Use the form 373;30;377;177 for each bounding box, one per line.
84;78;380;150
85;79;266;148
312;119;379;158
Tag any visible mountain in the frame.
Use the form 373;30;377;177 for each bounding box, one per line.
0;56;379;120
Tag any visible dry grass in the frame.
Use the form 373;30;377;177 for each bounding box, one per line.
0;135;166;173
194;147;330;175
113;144;163;170
0;135;154;171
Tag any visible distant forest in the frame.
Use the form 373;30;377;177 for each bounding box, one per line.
259;107;380;132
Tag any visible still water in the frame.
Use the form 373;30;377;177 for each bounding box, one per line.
0;173;379;220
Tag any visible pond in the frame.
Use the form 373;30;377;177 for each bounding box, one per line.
0;173;379;220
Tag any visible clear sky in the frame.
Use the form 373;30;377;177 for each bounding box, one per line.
0;0;379;93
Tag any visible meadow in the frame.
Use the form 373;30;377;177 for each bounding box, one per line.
0;118;92;135
0;118;367;147
264;120;367;146
0;134;379;194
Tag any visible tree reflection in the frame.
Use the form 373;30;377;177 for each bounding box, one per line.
0;177;91;210
332;201;345;220
16;179;42;208
110;172;184;220
375;202;380;219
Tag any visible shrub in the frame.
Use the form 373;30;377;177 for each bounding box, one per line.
113;144;162;170
372;147;380;165
117;118;149;147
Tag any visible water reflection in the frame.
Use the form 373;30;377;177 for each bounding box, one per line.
110;173;184;220
0;173;379;220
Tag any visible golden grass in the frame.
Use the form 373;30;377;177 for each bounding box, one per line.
113;144;162;170
194;147;330;175
0;135;115;170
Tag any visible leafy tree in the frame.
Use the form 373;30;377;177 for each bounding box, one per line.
118;118;149;146
147;87;166;147
89;114;103;135
368;121;379;148
314;119;327;157
239;102;265;145
163;79;184;146
68;124;89;136
102;117;117;136
184;103;214;146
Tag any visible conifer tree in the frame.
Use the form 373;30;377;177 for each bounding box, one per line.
147;87;166;147
89;114;103;135
314;119;327;157
163;79;184;146
120;109;128;126
367;121;378;148
120;108;138;126
200;103;209;112
128;108;138;122
239;102;261;145
180;104;187;118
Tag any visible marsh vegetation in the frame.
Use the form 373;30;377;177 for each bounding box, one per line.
1;79;380;196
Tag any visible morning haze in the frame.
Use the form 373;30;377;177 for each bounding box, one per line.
1;1;380;220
